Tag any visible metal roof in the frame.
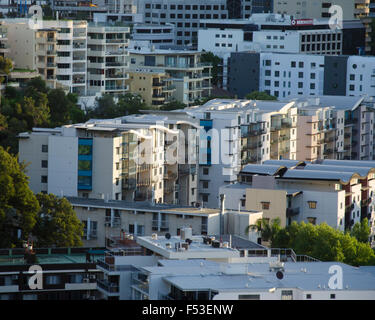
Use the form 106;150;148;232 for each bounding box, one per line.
321;159;375;168
161;261;375;292
304;164;375;179
241;164;287;176
263;160;306;168
281;169;359;184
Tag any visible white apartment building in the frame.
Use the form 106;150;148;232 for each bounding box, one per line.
96;231;375;301
131;23;176;48
87;22;130;96
18;120;180;203
198;14;363;88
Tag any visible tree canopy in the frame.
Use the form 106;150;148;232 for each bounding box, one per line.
200;51;222;86
0;146;40;248
271;221;375;266
245;91;278;101
0;77;85;153
33;193;84;247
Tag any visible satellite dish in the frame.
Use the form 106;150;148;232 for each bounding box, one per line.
276;271;284;280
165;233;171;240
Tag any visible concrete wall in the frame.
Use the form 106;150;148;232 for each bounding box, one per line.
323;56;348;96
246;188;287;227
19;134;49;194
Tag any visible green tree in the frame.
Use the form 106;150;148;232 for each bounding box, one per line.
245;217;281;242
271;221;375;266
0;146;40;248
117;93;150;115
351;218;371;243
160;99;186;111
33;193;84;247
245;91;278;101
200;51;221;86
0;56;13;83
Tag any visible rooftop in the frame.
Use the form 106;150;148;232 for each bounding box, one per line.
68;197;221;216
153;260;375;292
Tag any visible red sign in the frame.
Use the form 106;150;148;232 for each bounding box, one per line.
291;19;314;26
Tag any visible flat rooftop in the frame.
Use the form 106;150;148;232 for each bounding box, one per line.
136;235;242;260
152;260;375;292
68;197;221;216
0;248;105;267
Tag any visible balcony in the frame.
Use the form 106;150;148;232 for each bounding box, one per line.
105;85;128;91
97;279;119;294
286;207;300;217
105;216;121;227
131;273;149;294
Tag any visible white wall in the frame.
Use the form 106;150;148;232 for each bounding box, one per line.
47;135;78;197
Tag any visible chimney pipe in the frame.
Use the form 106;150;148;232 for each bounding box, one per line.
219;194;225;243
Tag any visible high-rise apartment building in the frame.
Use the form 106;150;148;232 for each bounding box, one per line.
87;23;130;96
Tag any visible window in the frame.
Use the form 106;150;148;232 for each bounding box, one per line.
308;201;317;209
41;160;48;168
239;294;260;300
306;294;312;299
261;202;270;210
202;194;208;202
41;175;48;183
203;168;209;175
203;181;209;189
307;217;317;225
330;294;336;299
281;290;293;300
41;145;48;152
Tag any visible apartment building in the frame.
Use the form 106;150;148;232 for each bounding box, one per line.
18;110;203;207
5;21;58;89
0;21;9;58
87;23;130;96
128;45;212;106
68;197;261;247
133;259;375;300
126;68;176;107
220;160;375;245
273;0;369;20
137;0;258;48
5;19;88;94
96;231;375;301
198;14;365;88
132;23;176;48
228;52;375;100
0;246;103;300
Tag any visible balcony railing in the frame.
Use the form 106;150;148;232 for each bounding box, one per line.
97;279;119;293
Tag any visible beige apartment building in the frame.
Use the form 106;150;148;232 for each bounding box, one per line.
273;0;369;20
128;47;212;106
127;69;176;108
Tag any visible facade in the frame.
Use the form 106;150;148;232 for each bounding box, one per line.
87;23;130;96
198;14;365;88
0;247;104;300
132;23;176;48
220;160;375;245
137;259;375;300
68;197;262;247
228;52;375;100
273;0;369;20
128;46;212;106
126;68;176;107
0;21;9;58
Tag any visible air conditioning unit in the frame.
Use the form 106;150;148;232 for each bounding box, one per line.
90;275;96;280
83;278;90;283
151;233;158;240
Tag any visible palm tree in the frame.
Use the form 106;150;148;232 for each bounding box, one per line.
245;218;281;243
